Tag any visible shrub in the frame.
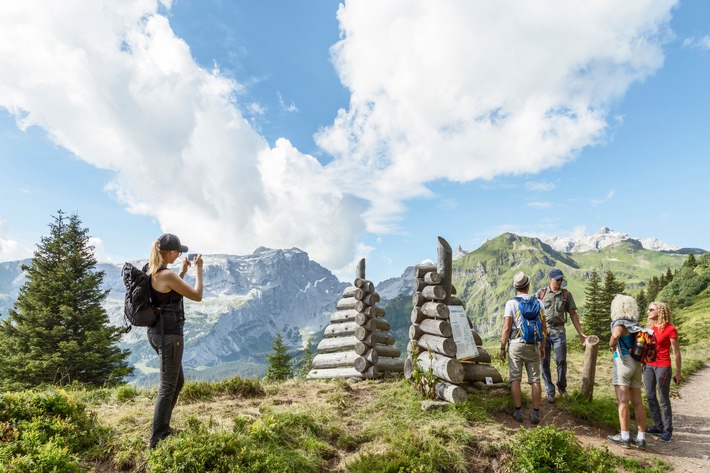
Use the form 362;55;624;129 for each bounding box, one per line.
506;426;617;473
346;433;460;473
180;381;217;403
0;389;110;471
217;376;265;398
115;384;140;402
147;410;330;472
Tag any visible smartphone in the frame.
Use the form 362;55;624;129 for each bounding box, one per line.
188;253;198;260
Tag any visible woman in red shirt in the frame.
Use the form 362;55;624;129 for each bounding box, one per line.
643;301;682;442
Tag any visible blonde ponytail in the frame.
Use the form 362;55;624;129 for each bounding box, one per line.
148;240;168;275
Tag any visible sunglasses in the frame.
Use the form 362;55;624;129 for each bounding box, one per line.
647;308;656;312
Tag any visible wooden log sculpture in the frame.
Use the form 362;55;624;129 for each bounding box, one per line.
307;258;401;380
405;237;503;403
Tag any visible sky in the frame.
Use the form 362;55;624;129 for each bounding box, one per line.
0;0;708;284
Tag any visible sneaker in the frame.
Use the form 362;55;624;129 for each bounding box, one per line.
546;395;556;404
530;410;540;424
512;409;523;422
660;431;673;442
635;438;646;450
646;425;663;435
559;390;569;400
607;433;631;449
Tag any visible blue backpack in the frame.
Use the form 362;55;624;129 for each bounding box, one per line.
514;296;545;344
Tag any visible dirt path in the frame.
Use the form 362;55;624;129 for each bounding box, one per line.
634;366;710;472
580;366;710;472
494;366;710;472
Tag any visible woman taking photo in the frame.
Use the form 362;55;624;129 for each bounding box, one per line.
147;233;203;449
644;301;682;442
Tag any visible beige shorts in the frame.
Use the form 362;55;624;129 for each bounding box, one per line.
508;342;541;384
611;354;642;388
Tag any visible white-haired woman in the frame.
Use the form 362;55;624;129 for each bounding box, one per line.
607;294;647;450
147;233;203;449
644;301;682;442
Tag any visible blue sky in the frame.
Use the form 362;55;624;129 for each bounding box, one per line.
0;0;708;284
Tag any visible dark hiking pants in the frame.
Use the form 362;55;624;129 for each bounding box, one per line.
148;333;184;448
643;365;673;432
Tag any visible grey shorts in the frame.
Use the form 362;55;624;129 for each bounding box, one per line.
611;354;642;388
508;342;541;384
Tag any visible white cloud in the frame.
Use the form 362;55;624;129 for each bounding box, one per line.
0;1;363;269
591;189;616;206
0;1;678;268
318;0;676;231
331;241;374;282
525;181;556;192
0;219;32;261
277;92;298;113
88;237;110;263
0;237;29;262
682;35;710;50
527;201;552;209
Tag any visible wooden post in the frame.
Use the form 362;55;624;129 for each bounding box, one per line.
356;258;366;279
437;237;452;305
581;335;600;401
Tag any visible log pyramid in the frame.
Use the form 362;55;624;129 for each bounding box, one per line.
404;237;503;403
307;258;403;380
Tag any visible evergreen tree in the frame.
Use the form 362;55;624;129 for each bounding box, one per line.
597;270;626;341
683;253;698;269
0;211;132;390
665;268;674;286
298;340;315;377
636;289;648;317
582;271;607;340
265;333;292;381
647;276;661;303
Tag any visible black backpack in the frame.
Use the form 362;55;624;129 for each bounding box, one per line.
122;262;159;332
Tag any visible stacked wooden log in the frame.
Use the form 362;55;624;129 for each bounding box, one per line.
307;259;403;380
404;237;503;404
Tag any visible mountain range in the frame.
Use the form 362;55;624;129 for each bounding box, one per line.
0;229;702;383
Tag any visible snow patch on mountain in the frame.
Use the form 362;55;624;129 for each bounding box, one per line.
544;227;680;253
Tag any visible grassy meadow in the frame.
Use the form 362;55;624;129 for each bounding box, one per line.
3;331;706;472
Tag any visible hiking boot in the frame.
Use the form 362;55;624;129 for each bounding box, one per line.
635;438;646;450
530;410;540;424
512;409;523;422
660;431;673;442
607;433;631;448
546;394;556;404
646;425;663;435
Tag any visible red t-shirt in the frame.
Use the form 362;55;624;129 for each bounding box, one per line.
647;323;678;368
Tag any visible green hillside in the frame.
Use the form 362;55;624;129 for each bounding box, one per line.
451;233;688;336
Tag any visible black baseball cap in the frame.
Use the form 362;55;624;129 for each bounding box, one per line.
158;233;188;253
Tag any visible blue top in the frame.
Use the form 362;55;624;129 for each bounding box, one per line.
614;333;635;358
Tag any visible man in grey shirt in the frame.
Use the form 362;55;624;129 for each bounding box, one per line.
537;268;586;403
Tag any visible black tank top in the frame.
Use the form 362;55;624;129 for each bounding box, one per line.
148;267;185;336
